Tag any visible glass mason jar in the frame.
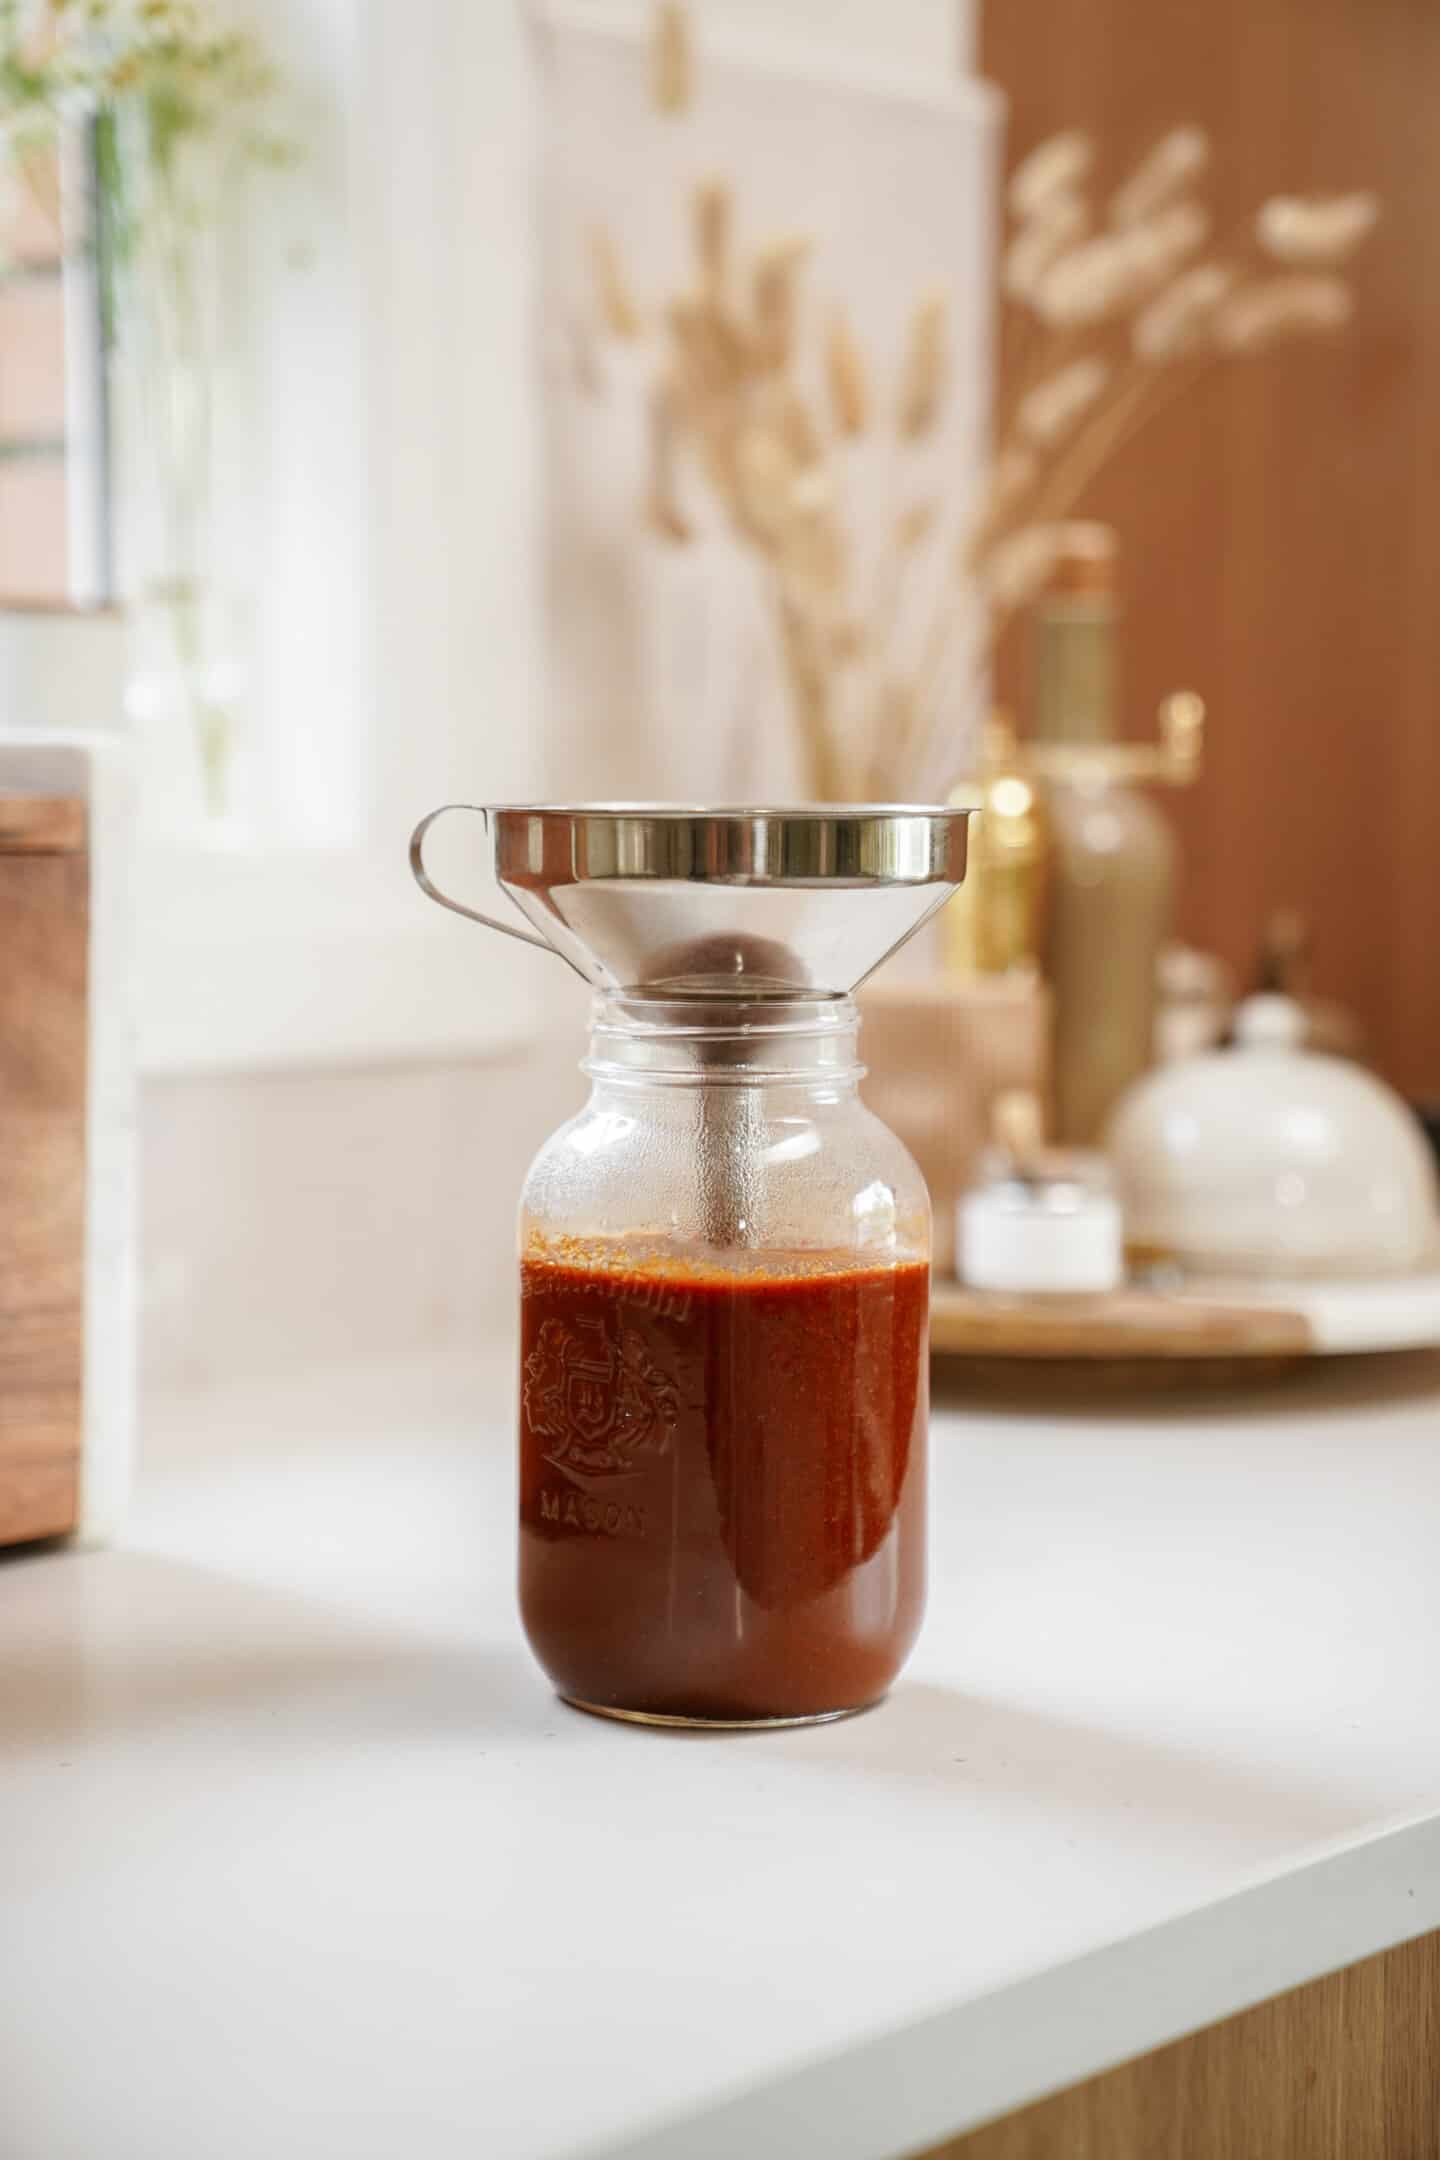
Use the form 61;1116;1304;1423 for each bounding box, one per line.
517;992;930;1729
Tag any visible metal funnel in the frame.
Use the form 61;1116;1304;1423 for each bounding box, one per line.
410;803;974;996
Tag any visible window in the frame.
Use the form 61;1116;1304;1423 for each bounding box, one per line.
133;0;542;1068
0;128;106;606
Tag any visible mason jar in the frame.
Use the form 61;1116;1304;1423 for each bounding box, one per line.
517;991;930;1728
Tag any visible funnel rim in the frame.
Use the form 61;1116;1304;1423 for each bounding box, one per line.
488;802;973;892
482;800;966;818
411;800;974;996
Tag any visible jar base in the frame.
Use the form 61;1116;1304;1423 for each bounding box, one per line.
560;1693;883;1731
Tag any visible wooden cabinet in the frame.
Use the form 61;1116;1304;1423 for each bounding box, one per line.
921;1928;1440;2160
0;791;87;1544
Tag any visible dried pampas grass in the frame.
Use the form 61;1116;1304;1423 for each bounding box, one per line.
693;176;730;301
1017;356;1110;446
980;524;1073;611
896;284;950;439
1009;131;1092;222
988;446;1038;513
1131;262;1234;358
1109;126;1210;228
1035;201;1208;326
1256;193;1380;266
1217;273;1353;350
895;500;938;551
1003;194;1086;303
579;61;1379;802
903;122;1377;794
826;307;869;436
650;1;692;117
750;231;811;372
645;381;692;543
589;225;641;340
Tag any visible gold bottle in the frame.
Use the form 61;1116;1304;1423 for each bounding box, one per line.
945;712;1049;978
1028;526;1203;1145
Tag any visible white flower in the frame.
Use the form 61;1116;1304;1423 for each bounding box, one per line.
1008;132;1093;223
1110;127;1210;228
1017;356;1110;445
1256;193;1380;266
1132;263;1235;358
1003;195;1086;303
1216;274;1353;351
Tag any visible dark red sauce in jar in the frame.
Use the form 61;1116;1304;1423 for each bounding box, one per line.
518;1237;929;1724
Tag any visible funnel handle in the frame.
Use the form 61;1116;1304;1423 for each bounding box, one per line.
409;804;564;962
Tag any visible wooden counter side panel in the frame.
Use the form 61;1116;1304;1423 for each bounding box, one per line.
922;1927;1440;2160
0;841;87;1544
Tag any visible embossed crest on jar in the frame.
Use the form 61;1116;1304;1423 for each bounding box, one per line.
523;1311;679;1479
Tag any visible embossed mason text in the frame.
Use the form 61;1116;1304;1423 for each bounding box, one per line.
538;1487;648;1538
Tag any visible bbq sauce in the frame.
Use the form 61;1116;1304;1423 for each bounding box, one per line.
519;1239;929;1724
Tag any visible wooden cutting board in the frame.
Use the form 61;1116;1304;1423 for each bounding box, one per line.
0;793;88;1544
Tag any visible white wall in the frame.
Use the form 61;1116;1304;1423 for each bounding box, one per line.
564;0;973;76
142;1043;588;1388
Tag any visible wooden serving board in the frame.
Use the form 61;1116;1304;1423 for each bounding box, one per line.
930;1270;1440;1378
930;1281;1311;1363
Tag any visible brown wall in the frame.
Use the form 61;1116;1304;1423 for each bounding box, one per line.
981;0;1440;1098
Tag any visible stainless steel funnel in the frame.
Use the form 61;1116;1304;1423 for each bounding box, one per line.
410;803;974;996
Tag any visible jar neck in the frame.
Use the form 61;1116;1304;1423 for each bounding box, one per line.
584;992;862;1092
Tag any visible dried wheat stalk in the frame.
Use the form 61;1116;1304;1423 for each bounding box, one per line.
895;501;938;551
896;284;950;439
646;378;691;542
589;225;641;340
581;58;1380;801
650;1;692;117
826;306;869;436
903;139;1380;794
693;175;730;301
750;232;811;373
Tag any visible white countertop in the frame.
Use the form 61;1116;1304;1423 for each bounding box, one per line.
4;1348;1440;2159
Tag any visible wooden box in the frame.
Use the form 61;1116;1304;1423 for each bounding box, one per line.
0;788;88;1541
0;738;132;1548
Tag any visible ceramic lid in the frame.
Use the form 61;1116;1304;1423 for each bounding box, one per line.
1107;996;1440;1277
